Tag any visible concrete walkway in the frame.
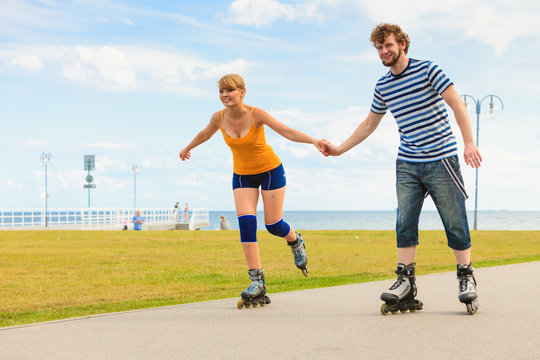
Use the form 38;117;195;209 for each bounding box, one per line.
1;262;539;360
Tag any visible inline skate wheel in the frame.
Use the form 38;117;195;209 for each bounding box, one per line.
302;269;308;277
237;299;244;309
410;309;416;313
391;311;398;315
252;302;258;307
380;303;389;316
466;300;479;315
400;309;406;314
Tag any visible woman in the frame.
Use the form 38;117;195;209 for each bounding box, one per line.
179;74;323;308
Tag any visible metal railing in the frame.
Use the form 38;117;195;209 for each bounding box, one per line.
0;208;210;231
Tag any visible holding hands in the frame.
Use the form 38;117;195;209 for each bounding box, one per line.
319;139;340;157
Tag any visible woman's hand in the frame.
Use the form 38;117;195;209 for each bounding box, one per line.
179;148;191;161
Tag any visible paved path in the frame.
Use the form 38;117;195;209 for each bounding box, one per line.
1;262;539;360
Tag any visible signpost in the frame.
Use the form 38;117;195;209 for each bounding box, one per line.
84;155;95;207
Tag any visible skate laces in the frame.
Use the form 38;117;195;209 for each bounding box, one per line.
459;275;476;292
246;281;263;293
390;274;405;290
290;238;305;262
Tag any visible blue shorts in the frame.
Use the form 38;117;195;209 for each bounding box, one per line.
232;163;286;190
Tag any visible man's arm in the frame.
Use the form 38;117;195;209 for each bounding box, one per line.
322;111;384;156
441;85;482;168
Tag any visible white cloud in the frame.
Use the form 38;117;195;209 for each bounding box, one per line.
12;54;43;71
94;157;129;172
89;142;136;151
54;169;85;188
223;0;324;27
5;180;27;190
222;0;540;54
26;139;47;146
61;45;137;91
175;173;206;188
0;44;253;93
358;0;540;55
333;50;379;64
140;155;179;169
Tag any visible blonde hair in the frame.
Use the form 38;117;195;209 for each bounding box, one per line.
370;23;410;54
218;74;246;92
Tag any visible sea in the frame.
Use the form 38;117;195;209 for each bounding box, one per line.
207;210;540;231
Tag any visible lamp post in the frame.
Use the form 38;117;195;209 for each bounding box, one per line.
132;165;139;209
461;94;504;230
40;152;53;227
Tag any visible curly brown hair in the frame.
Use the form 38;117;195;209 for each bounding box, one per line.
370;23;410;54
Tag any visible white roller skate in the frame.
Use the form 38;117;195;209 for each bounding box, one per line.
457;263;479;315
380;263;423;315
287;233;308;277
237;269;271;309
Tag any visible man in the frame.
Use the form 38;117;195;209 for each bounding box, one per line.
322;23;481;314
132;210;144;231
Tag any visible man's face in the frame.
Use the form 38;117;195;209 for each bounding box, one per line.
376;33;405;67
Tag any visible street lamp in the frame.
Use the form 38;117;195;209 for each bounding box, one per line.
461;94;504;230
40;152;53;227
132;165;139;208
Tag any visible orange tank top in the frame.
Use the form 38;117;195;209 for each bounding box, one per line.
220;106;281;175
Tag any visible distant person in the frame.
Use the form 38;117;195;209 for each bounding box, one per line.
122;218;128;231
174;202;180;221
183;203;189;222
321;23;481;315
220;215;231;230
132;210;144;231
179;74;323;308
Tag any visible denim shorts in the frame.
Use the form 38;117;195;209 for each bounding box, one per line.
232;163;286;190
395;155;471;250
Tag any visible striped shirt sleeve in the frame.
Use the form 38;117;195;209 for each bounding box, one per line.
426;61;453;95
370;87;387;114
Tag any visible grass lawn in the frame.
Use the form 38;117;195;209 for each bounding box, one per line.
1;229;539;327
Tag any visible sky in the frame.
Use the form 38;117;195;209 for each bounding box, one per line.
1;0;539;212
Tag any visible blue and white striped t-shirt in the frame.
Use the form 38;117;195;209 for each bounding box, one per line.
371;58;457;162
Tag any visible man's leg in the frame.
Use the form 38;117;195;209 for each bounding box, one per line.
395;160;426;262
426;156;478;313
425;156;471;257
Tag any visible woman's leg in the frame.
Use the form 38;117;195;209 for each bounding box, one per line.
234;188;261;269
261;186;296;242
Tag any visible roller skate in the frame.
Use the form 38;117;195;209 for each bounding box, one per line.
380;263;423;315
237;269;271;309
287;232;308;277
457;263;479;315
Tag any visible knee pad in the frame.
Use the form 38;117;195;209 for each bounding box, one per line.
265;218;291;238
238;215;257;243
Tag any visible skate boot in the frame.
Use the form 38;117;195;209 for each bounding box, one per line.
457;263;479;315
380;263;423;315
287;232;308;277
237;269;271;309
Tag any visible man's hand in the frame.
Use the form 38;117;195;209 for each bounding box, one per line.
464;142;482;168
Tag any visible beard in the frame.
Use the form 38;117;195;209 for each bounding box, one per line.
382;50;402;67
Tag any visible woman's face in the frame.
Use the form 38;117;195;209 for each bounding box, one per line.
219;87;245;107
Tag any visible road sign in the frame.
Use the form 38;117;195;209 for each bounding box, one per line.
84;155;95;171
83;184;96;189
86;175;93;183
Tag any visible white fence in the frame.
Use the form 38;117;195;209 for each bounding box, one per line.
0;208;210;231
189;208;211;230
